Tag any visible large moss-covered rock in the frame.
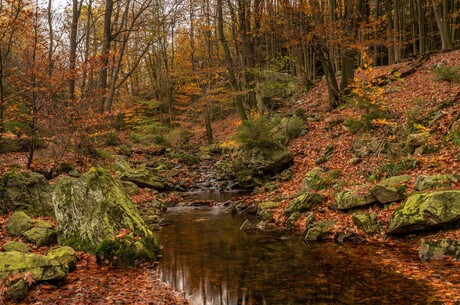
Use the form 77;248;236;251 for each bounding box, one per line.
233;147;294;189
7;211;34;236
47;246;77;271
0;171;52;215
120;167;165;190
52;167;159;266
387;191;460;234
335;189;376;210
370;175;410;204
284;192;325;217
0;252;67;282
414;174;458;191
419;239;460;262
352;213;381;235
121;181;140;195
304;220;336;241
3;241;32;253
23;227;57;247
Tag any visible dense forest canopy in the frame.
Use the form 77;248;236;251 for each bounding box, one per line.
0;0;459;167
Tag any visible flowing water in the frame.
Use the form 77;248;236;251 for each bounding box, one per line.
155;206;441;305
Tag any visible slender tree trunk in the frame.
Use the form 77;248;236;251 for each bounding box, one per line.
432;0;451;50
217;0;248;121
98;0;114;113
69;0;81;100
417;0;426;53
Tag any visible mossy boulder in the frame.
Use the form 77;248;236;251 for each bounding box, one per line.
0;171;53;216
121;181;140;195
352;213;381;235
46;246;77;271
387;191;460;234
284;192;326;217
120;167;165;190
96;234;155;267
35;219;54;229
407;133;428;148
272;115;306;143
3;241;32;253
23;227;57;247
419;239;460;262
7;211;34;236
257;201;280;221
304;219;336;241
414;174;458;191
52;167;159;267
370;175;410;204
233;147;294;189
0;252;67;282
5;278;29;302
335;189;376;210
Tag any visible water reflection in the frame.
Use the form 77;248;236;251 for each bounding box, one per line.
155;207;439;304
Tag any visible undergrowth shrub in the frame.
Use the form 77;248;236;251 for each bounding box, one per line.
379;157;417;177
235;116;283;150
434;65;460;83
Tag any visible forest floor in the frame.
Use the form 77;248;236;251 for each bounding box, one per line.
2;49;460;304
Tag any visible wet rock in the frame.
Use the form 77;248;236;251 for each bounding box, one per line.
3;241;32;253
244;204;258;214
419;239;460;262
23;228;57;247
46;246;77;271
387;191;460;234
370;175;410;204
52;167;159;267
352;213;381;235
335;189;376;210
7;211;34;236
0;171;53;216
284;192;325;217
240;219;257;231
158;217;173;226
414;174;458;191
304;220;336;241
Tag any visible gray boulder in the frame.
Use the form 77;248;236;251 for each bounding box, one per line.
414;174;458;191
0;171;52;216
52;167;159;267
23;227;57;247
370;175;410;204
388;191;460;234
335;189;376;210
419;239;460;262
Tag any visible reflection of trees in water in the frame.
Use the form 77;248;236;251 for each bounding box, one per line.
155;208;438;305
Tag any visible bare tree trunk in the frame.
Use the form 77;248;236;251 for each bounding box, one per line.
416;0;426;53
432;0;451;50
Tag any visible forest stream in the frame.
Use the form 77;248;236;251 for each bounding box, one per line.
155;200;445;305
